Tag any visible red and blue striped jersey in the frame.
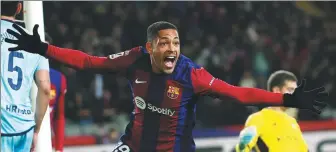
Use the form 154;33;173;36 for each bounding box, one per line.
120;48;202;152
45;45;284;152
49;68;67;151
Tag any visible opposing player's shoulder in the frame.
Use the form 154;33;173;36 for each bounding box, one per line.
245;111;264;127
1;19;16;30
1;20;30;52
107;46;146;60
1;21;41;59
286;115;299;126
1;20;30;34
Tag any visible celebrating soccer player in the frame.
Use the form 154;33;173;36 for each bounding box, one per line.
1;1;50;152
235;70;310;152
5;21;328;152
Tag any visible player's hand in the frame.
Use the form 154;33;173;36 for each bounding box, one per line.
30;132;38;152
283;79;328;114
5;24;48;56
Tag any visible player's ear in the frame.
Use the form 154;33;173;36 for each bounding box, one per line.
146;42;153;55
16;2;22;15
272;87;281;93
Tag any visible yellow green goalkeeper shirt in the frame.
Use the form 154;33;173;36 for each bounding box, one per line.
235;108;308;152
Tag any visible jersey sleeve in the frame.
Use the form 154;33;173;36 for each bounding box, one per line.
235;113;264;152
36;56;49;71
46;45;144;74
190;68;284;105
54;74;66;151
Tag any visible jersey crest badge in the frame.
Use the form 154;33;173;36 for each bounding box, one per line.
50;89;56;100
167;86;180;99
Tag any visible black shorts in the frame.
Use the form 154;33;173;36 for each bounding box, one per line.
112;142;133;152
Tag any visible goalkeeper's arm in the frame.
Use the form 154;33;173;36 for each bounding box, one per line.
235;126;259;152
236;113;263;152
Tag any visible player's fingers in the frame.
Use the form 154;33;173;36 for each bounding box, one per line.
12;23;27;35
316;93;329;102
33;24;39;36
310;86;325;94
312;105;325;114
4;38;19;45
316;92;329;98
6;29;21;38
313;109;322;115
297;79;306;90
312;101;327;115
312;108;322;114
8;46;22;52
313;101;328;108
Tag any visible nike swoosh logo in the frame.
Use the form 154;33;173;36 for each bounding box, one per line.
135;78;147;84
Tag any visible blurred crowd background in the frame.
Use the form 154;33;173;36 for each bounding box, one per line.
37;1;336;144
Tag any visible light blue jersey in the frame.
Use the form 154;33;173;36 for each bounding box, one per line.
1;19;49;135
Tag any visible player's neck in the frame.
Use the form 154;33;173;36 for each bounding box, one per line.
267;107;286;112
151;65;161;74
1;16;15;21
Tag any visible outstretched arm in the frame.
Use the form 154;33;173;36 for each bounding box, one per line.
235;126;259;152
46;46;144;73
191;68;283;105
235;113;263;152
5;24;144;73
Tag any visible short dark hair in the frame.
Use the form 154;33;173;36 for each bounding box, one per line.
1;1;20;16
267;70;298;91
147;21;178;42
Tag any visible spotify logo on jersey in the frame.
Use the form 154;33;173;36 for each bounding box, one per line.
134;96;146;110
134;96;176;116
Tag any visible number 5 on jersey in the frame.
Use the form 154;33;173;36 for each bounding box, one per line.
7;51;24;90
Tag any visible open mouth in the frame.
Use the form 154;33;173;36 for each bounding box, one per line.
163;56;177;69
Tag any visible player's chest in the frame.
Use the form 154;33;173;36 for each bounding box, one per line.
129;70;194;110
261;129;307;152
262;117;303;145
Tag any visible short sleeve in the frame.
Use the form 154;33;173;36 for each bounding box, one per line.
36;56;49;71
